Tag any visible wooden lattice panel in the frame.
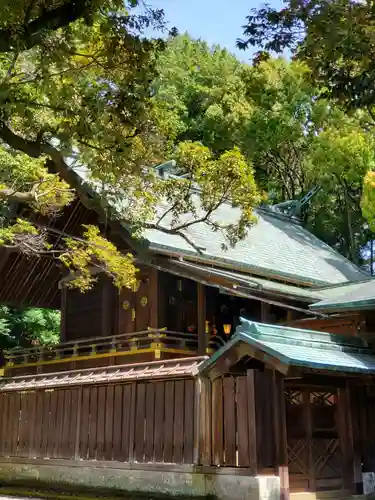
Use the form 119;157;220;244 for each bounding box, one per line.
310;391;336;406
285;389;303;405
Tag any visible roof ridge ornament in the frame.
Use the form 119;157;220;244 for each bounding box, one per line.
266;186;321;220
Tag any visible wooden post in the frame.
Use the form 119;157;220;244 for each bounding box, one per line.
337;384;362;493
246;369;258;474
60;287;67;342
193;378;201;465
347;385;363;494
261;302;271;323
277;374;290;500
74;386;83;460
198;377;212;465
197;283;207;355
149;268;158;329
101;278;111;337
304;389;316;492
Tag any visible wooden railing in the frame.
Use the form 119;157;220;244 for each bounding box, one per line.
4;330;226;368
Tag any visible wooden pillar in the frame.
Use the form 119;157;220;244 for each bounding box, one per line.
60;286;67;342
338;384;362;494
198;377;212;465
261;302;271;323
277;374;290;500
197;283;207;355
348;385;364;494
305;389;316;492
101;278;111;337
247;369;258;474
149;268;158;329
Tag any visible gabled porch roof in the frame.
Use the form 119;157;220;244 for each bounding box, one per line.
199;319;375;377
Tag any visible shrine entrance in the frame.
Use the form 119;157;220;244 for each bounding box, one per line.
285;387;344;493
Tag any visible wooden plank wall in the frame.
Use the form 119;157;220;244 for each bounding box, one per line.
209;371;281;471
0;379;196;464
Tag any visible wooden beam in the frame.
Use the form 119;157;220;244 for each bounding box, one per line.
197;283;207;355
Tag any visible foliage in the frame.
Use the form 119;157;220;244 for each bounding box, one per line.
0;2;262;292
61;225;138;291
153;34;251;154
153;35;375;262
0;305;59;349
153;142;261;250
239;0;375;238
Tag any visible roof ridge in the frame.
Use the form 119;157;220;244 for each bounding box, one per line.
238;319;366;349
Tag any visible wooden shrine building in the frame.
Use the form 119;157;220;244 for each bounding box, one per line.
0;164;375;500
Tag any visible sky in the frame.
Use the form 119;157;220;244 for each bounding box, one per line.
148;0;283;61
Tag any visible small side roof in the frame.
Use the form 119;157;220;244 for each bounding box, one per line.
310;279;375;312
199;319;375;376
0;357;206;392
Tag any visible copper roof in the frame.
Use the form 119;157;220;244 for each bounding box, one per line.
0;357;206;392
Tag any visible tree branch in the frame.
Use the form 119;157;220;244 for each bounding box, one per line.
0;188;36;203
0;0;90;53
143;222;204;254
0;122;83;192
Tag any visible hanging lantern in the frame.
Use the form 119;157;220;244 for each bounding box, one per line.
223;324;232;336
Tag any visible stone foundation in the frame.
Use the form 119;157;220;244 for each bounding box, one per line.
0;459;280;500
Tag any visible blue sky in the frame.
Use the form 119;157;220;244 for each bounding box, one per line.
148;0;283;60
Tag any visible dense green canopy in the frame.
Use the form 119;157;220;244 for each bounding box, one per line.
153;34;375;264
0;1;260;291
239;0;375;254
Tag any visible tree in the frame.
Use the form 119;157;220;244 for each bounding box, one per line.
154;35;375;262
153;33;251;154
0;306;59;349
238;0;375;112
0;2;260;291
239;4;375;258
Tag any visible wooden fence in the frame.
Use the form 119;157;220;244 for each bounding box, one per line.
0;369;283;471
0;378;196;464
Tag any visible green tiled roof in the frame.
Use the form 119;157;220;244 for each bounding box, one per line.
311;279;375;312
200;319;375;375
72;166;368;286
143;203;368;286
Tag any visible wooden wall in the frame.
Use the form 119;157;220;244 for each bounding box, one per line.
63;268;201;341
0;378;196;464
64;276;117;340
286;314;362;337
201;369;286;473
